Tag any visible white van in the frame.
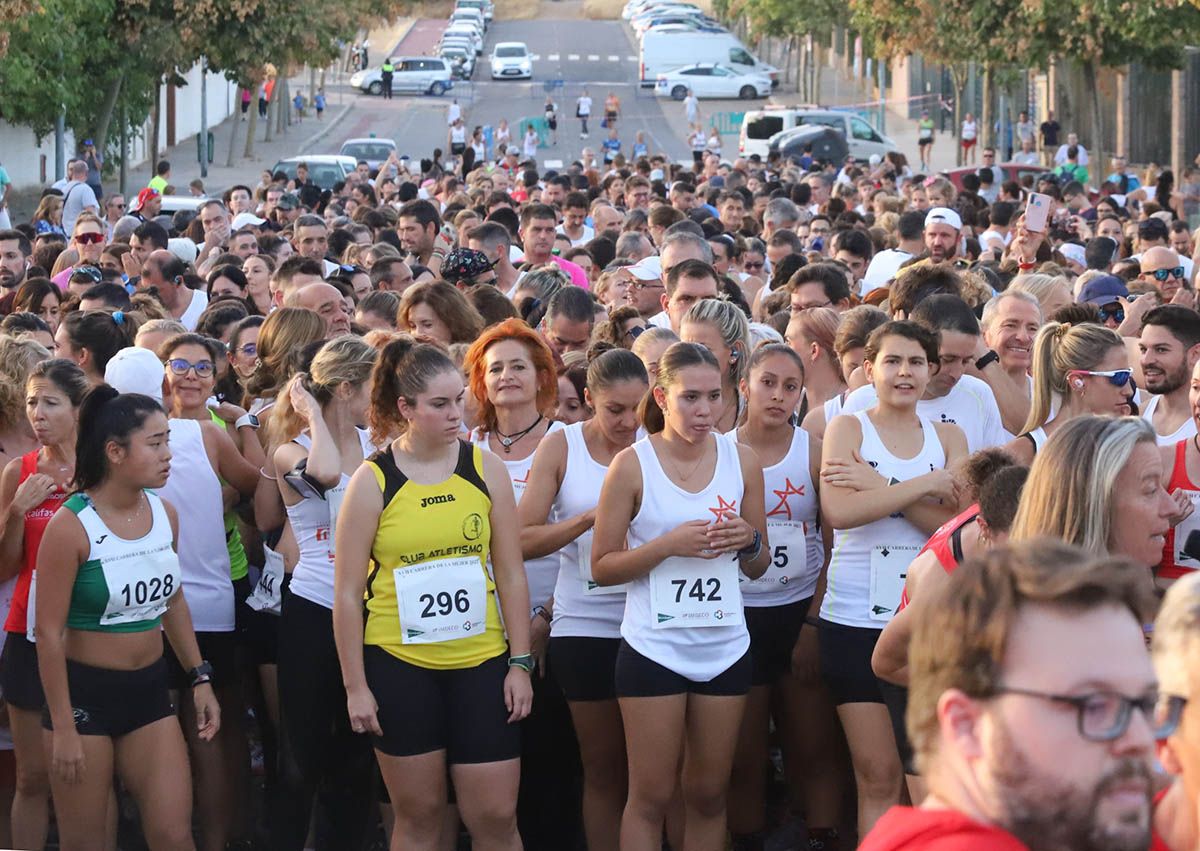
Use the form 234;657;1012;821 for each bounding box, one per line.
639;31;777;86
738;106;898;160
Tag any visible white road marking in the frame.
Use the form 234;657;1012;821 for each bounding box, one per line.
543;159;564;168
626;55;638;61
568;54;580;61
531;54;541;60
587;54;600;61
608;55;620;61
548;53;560;61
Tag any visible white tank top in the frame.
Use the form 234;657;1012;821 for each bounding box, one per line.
472;421;564;615
823;392;846;425
624;433;748;681
551;422;626;639
155;419;234;632
1024;425;1049;454
1142;394;1198;446
820;411;946;629
285;428;375;611
739;427;820;606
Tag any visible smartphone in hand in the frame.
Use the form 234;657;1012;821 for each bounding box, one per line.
1026;192;1052;233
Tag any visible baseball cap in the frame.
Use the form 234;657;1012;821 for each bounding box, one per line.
105;347;165;403
441;247;495;282
626;255;662;281
82;138;94;147
708;175;726;189
925;207;962;231
506;145;520;156
167;237;198;266
131;186;160;212
1058;243;1087;268
1077;274;1129;306
868;154;882;167
231;212;267;231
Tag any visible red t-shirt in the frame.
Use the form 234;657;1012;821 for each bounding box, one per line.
1149;786;1175;851
859;806;1029;851
4;451;68;634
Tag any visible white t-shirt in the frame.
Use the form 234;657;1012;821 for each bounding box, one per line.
577;96;592;117
860;248;911;294
648;311;671;330
556;223;594;247
961;120;977;141
839;374;1007;452
62;180;99;235
1055;144;1089;166
447;101;462;126
178;288;209;331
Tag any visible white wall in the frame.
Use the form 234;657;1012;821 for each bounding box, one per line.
0;58;235;191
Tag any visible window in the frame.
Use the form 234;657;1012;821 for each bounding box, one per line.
851;117;880;141
496;46;527;57
729;48;754;65
746;116;783;140
797;115;842;130
712;66;733;77
399;60;415;71
681;67;709;76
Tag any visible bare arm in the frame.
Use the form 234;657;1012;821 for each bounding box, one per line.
517;430;593;561
0;458;30;580
482;451;532;651
969;355;1029;435
34;509;87;736
202;421;260;497
592;448;678;585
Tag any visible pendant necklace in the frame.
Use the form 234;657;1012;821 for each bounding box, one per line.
495;415;544;453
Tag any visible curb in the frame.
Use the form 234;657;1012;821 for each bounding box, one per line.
295;102;357;153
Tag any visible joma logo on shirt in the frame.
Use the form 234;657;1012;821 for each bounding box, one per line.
420;494;456;508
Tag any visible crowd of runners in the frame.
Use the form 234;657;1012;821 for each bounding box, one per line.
0;116;1196;851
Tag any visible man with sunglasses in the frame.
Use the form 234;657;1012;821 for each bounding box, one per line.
1141;246;1194;306
1078;274;1130;331
862;540;1164;851
143;249;208;331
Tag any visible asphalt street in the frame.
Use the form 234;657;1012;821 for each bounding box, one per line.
306;14;738;167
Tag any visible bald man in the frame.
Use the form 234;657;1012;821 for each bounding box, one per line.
288;282;351;338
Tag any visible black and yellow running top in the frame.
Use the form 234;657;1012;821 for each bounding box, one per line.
363;440;506;670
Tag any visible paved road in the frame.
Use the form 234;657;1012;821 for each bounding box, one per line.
317;16;719;167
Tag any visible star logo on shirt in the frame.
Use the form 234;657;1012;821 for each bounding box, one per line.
708;495;738;523
766;479;806;521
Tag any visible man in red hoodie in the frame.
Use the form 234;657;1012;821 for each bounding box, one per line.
861;540;1162;851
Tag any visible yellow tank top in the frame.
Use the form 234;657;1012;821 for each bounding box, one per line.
363;441;506;669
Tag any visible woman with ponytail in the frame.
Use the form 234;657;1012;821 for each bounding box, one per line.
679;297;751;433
55;309;137;385
333;334;533;851
592;341;769;851
268;335;380;850
1003;321;1131;464
36;386;218;848
517;349;649;851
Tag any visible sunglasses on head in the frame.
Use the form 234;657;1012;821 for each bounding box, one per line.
75;232;104;245
71;265;103;283
1151;266;1186;282
1071;368;1134;388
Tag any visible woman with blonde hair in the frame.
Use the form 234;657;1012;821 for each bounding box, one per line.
1003;321;1132;464
242;307;326;415
268;336;380;849
787;306;846;421
679;297;751;432
801;305;888;439
32;195;64;237
1011;415;1175;570
1008;272;1074;319
0;337;51;467
397;280;484;347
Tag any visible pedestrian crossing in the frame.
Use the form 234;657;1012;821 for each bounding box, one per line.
536;54;639;62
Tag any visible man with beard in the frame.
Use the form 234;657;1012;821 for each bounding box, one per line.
921;207;962;265
1139;306;1200;445
0;229;31;292
861;540;1161;851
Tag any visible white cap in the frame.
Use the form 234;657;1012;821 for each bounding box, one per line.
104;346;164;403
506;145;520;156
231;212;267;231
1059;243;1087;267
868;154;882;166
626;255;662;281
167;237;198;266
924;207;963;231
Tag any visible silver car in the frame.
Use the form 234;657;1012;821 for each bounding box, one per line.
349;57;455;97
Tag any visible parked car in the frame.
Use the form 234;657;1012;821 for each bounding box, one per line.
642;21;727;38
456;0;493;21
655;63;771;100
349;57;455;96
943;163;1049;191
158;195;206;215
339;138;397;170
444;22;483;55
269;155;356;190
770;126;850;167
490;42;532;80
742;106;896;160
634;10;716;34
624;0;695;18
640;30;777;86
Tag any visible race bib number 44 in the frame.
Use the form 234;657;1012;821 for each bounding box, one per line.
394;556;487;644
649;556;742;629
869;544;920;622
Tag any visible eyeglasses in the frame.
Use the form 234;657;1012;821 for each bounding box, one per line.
791;300;832;313
75;232;104;245
1070;368;1135;388
631;280;663;291
743;261;765;271
1098;305;1126;324
1150;266;1186;282
230;342;257;357
107;202;125;209
992;685;1183;743
168;358;216;378
624;325;646;341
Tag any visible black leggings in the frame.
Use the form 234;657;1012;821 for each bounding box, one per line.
273;590;376;850
518;654;584;851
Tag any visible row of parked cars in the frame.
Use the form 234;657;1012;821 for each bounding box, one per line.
623;0;778;101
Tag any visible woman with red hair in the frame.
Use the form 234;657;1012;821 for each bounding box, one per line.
464;317;582;845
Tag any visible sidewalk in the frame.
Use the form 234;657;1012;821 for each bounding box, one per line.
114;16;418;202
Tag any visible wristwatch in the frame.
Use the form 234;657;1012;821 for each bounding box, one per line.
235;413;260;430
974;350;1000;371
188;661;214;688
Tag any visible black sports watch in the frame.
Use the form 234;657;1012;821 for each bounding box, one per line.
974;350;1000;371
188;661;214;687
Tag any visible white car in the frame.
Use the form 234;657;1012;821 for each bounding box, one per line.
655;63;771;100
623;0;690;19
490;42;532;79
